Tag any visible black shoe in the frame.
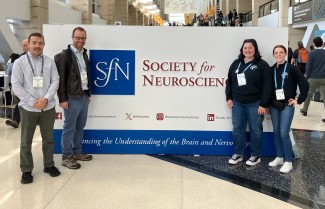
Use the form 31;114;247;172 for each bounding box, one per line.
322;119;325;122
5;119;19;128
21;172;33;184
300;109;307;116
43;166;61;177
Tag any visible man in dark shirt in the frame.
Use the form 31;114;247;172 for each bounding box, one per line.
300;37;325;122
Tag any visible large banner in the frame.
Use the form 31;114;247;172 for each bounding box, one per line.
43;25;288;155
292;1;312;23
165;0;199;14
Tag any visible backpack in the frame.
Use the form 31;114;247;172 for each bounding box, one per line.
298;48;308;63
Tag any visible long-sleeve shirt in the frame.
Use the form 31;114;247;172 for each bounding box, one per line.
306;48;325;79
11;52;60;112
225;58;272;108
271;61;309;105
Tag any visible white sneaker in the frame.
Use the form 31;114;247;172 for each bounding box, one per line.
246;156;261;166
268;157;284;167
228;154;243;165
279;162;293;173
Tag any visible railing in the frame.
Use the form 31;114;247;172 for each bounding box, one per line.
242;11;252;23
259;0;279;18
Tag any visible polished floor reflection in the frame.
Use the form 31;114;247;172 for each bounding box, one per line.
0;101;324;209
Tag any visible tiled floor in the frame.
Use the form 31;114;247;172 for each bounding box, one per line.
0;101;324;209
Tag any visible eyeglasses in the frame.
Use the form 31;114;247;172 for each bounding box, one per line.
73;36;87;41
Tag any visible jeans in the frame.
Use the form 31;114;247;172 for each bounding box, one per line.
232;100;263;157
61;93;89;159
270;105;294;162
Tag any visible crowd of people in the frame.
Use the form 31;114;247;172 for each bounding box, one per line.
2;28;324;184
197;9;243;27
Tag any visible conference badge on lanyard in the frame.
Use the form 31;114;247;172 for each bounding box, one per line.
236;62;252;86
276;89;285;100
81;71;88;89
237;73;246;86
274;63;288;100
33;76;43;88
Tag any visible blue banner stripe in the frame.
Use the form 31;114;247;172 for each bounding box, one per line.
53;130;276;156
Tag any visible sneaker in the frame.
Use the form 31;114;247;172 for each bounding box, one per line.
322;119;325;123
21;172;33;184
279;162;293;173
268;157;284;167
73;153;93;161
300;109;307;116
5;119;19;128
43;166;61;177
62;155;81;169
246;156;261;166
228;154;243;165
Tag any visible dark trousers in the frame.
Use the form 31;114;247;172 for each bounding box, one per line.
19;107;56;172
13;101;21;123
298;63;306;74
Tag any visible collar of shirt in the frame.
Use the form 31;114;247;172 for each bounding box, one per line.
70;44;84;54
27;51;43;60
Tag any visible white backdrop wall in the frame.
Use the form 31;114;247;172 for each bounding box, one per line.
49;1;82;24
258;12;279;27
43;25;288;155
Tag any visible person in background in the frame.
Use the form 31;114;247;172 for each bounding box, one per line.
11;32;61;184
291;41;308;74
300;37;325;122
268;45;309;173
225;39;272;166
5;53;20;77
54;27;92;169
287;42;293;63
5;39;29;128
310;45;315;51
21;39;29;56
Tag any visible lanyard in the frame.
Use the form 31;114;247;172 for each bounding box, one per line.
27;54;44;76
274;63;287;89
236;62;253;74
72;50;86;71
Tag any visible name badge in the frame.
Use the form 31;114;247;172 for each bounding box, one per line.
237;73;246;86
81;71;88;89
33;76;43;88
276;89;285;100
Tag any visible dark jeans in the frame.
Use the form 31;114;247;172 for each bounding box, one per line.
270;105;295;162
298;63;306;74
232;100;263;157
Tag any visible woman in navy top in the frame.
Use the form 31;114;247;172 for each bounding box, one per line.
225;39;272;166
268;45;309;173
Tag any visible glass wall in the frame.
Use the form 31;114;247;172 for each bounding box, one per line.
290;0;310;6
242;11;252;23
259;0;278;18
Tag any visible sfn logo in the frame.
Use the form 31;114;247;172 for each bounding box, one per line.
56;112;62;120
156;113;164;120
126;113;132;120
207;114;214;121
90;50;135;95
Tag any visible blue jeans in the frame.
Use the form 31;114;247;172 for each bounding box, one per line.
61;94;89;159
270;105;294;162
232;100;263;156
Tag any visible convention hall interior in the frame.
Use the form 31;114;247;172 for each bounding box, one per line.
0;0;325;209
